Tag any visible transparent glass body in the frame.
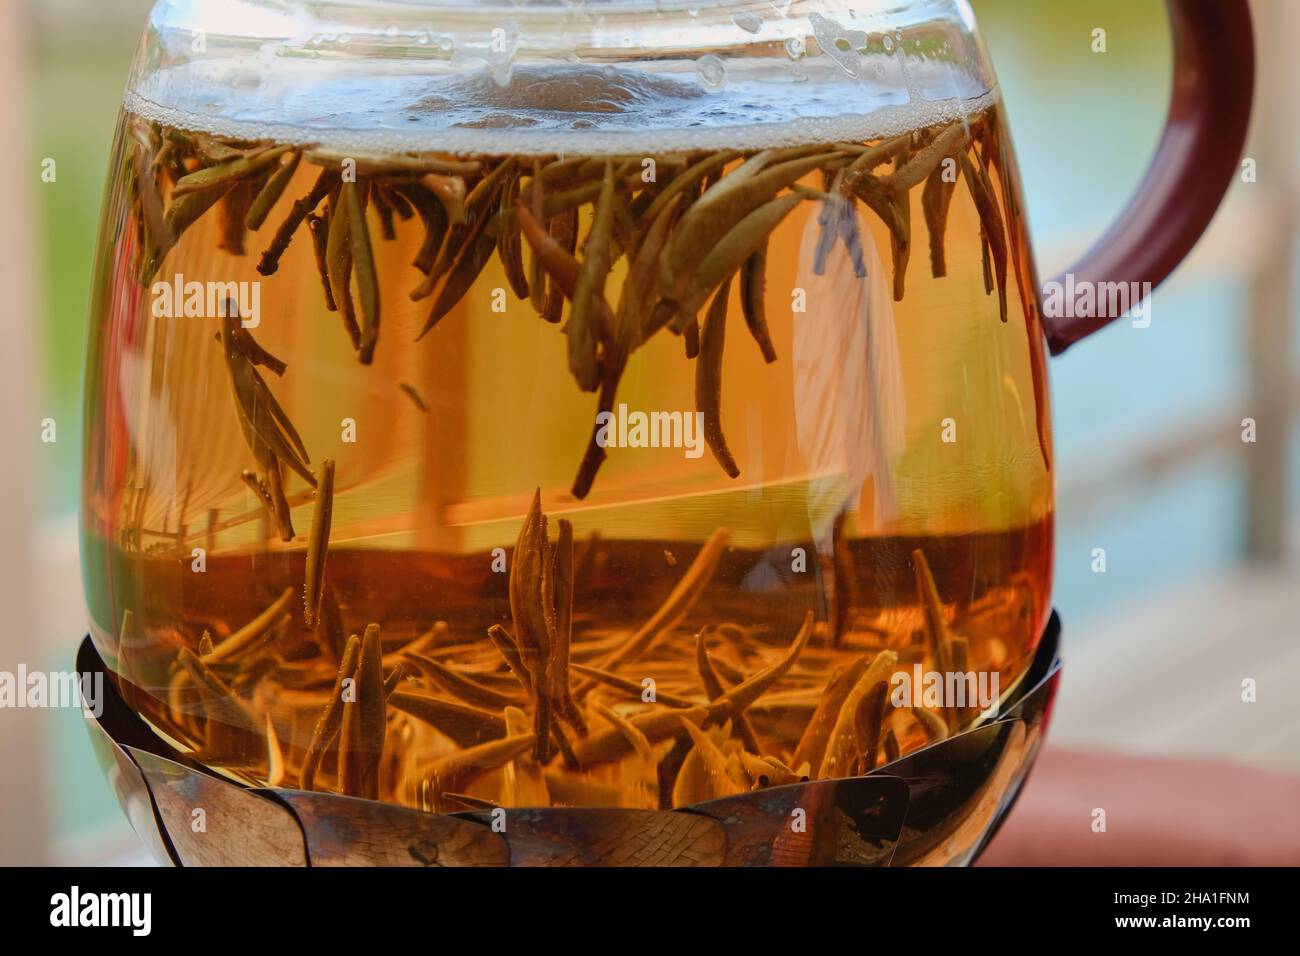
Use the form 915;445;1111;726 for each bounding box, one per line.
83;0;1053;811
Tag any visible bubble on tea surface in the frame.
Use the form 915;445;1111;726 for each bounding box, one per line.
695;54;726;91
809;12;867;80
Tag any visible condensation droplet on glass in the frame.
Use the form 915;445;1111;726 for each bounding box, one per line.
784;35;805;60
732;11;763;34
881;34;895;53
696;54;726;91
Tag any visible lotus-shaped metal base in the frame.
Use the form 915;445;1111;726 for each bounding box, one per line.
77;613;1060;867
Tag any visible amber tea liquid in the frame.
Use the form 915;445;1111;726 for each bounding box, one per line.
83;91;1052;812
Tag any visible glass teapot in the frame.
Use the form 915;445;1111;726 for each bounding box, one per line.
79;0;1253;863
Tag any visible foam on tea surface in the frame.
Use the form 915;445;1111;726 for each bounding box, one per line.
126;58;998;155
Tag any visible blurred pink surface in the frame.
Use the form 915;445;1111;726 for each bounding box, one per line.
978;748;1300;866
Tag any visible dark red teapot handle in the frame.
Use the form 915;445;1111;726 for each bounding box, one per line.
1045;0;1255;355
